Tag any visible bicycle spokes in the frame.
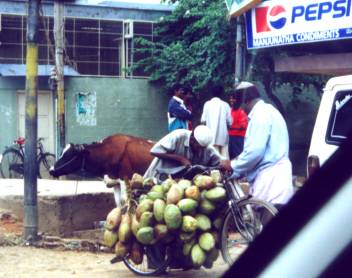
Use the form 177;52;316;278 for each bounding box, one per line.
235;205;263;241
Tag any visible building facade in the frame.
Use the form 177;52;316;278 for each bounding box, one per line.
0;0;173;155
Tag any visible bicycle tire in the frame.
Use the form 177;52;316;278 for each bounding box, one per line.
38;153;56;179
123;244;170;276
220;198;278;265
0;148;24;179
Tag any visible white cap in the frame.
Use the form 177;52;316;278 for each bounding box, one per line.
236;81;255;90
194;125;213;147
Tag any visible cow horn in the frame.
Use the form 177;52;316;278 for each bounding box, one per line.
104;174;120;188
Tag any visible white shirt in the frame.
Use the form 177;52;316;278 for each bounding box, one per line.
201;97;232;146
231;100;290;183
143;129;221;179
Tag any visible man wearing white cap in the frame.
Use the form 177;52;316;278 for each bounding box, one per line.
144;125;222;179
221;82;294;209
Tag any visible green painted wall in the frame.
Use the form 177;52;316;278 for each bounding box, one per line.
0;76;169;155
0;77;19;150
64;77;169;144
0;76;53;152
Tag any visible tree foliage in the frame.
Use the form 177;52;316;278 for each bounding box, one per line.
132;0;237;93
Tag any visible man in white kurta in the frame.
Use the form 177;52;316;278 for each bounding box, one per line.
221;82;294;208
201;85;232;159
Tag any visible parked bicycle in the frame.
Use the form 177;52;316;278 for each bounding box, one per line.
0;137;56;179
119;165;278;276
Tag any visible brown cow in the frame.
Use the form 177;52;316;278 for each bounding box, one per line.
49;134;155;207
49;134;155;180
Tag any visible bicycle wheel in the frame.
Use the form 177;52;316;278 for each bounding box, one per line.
38;153;56;179
220;198;278;264
0;149;24;179
123;244;170;276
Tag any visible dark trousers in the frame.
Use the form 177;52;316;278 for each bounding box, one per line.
229;136;245;159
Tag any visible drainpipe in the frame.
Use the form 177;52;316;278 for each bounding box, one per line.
24;0;39;242
54;1;65;155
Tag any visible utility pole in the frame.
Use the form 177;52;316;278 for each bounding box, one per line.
235;15;244;85
54;1;65;155
24;0;40;241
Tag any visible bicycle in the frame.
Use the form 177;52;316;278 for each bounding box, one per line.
120;165;278;276
0;137;56;179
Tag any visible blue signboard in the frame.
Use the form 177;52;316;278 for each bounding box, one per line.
245;0;352;49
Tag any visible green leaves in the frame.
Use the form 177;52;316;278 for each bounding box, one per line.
131;0;237;94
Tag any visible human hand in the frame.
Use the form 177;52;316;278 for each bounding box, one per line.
179;157;192;166
219;160;232;172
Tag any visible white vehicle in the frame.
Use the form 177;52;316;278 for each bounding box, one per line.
307;75;352;177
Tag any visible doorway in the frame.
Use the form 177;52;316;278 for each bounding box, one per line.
17;91;55;154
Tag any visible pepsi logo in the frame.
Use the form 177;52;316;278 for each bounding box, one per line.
268;5;287;30
255;5;287;33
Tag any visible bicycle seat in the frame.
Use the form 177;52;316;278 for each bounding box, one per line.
15;137;25;145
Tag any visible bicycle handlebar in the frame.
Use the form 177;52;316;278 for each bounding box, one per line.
182;164;233;181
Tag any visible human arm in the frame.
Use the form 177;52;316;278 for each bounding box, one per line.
200;102;208;125
169;99;192;120
150;151;191;166
150;130;191;167
226;104;233;127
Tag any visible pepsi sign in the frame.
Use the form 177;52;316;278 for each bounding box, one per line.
245;0;352;49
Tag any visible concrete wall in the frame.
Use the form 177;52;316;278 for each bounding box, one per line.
64;77;169;144
0;78;19;149
0;76;169;153
0;0;172;21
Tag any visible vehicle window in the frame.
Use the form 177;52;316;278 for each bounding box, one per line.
326;90;352;145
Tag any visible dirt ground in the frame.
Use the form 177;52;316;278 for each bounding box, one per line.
0;211;228;278
0;246;228;278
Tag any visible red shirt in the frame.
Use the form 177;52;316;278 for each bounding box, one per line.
228;108;248;137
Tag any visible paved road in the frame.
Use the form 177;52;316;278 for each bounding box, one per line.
0;246;229;278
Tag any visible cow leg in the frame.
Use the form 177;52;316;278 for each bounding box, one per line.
112;180;127;208
104;174;124;207
113;185;122;207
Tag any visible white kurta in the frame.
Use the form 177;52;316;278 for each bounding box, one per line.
201;97;232;146
230;100;294;205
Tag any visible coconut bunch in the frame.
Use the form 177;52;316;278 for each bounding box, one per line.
103;171;227;269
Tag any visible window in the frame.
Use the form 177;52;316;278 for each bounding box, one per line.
127;21;155;78
326;90;352;145
0;14;156;77
0;15;25;63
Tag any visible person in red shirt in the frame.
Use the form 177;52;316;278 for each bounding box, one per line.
228;90;248;159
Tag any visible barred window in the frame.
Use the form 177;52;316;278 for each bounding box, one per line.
0;14;156;77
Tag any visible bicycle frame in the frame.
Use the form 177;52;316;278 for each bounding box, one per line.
221;177;259;242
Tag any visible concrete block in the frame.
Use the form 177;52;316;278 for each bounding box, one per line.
0;179;116;237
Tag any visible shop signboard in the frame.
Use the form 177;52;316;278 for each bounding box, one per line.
225;0;262;18
245;0;352;49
